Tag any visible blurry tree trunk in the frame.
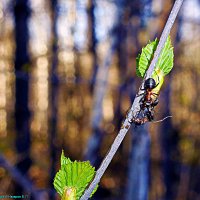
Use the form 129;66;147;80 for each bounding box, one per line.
160;83;180;200
84;2;123;166
176;18;183;43
114;15;128;130
117;14;150;199
160;12;182;198
84;36;117;165
49;0;59;199
126;56;150;200
126;1;152;199
126;76;150;200
126;126;150;200
126;82;150;200
140;0;152;27
14;0;32;195
89;0;98;92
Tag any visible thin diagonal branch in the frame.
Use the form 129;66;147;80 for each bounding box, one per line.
80;0;184;199
146;0;183;78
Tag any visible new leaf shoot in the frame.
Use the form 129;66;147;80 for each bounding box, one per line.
54;151;98;200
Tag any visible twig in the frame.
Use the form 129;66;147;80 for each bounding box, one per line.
80;0;184;199
146;0;183;78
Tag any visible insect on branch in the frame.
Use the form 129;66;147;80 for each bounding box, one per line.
80;0;184;199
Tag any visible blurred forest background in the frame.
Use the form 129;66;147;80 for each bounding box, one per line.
0;0;200;199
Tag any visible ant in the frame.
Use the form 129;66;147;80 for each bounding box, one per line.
139;77;159;109
127;75;172;126
130;77;172;125
130;77;160;125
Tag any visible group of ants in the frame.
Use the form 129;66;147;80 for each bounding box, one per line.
127;76;171;126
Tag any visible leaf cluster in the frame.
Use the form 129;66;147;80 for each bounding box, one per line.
54;151;98;200
136;36;174;78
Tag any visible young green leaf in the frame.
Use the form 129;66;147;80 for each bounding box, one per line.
54;151;98;200
156;36;174;75
61;150;72;168
136;39;158;78
136;36;174;78
54;169;67;196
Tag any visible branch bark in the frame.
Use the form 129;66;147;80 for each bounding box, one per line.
80;0;184;199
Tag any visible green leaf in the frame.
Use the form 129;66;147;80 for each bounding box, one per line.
61;150;72;169
54;151;98;200
54;170;67;196
156;36;174;75
136;36;174;77
136;39;158;78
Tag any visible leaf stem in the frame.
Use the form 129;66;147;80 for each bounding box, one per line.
62;187;76;200
80;0;184;199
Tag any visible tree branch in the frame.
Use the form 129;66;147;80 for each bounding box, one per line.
80;0;184;199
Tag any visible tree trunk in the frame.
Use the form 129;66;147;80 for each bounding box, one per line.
49;0;59;199
14;0;32;195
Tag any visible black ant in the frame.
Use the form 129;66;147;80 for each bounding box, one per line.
139;77;159;109
129;77;172;125
126;75;172;126
128;76;160;125
134;77;160;122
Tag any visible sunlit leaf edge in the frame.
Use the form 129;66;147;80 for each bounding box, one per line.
54;151;98;200
136;36;174;77
156;36;174;75
136;38;158;78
